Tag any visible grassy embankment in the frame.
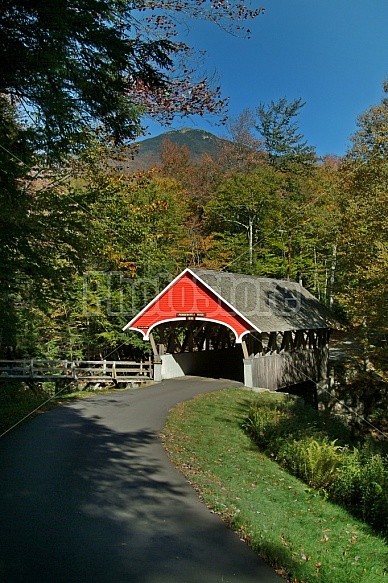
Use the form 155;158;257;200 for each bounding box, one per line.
162;388;387;583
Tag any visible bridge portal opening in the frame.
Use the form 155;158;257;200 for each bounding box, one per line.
150;321;244;383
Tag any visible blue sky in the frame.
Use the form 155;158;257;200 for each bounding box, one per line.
142;0;388;157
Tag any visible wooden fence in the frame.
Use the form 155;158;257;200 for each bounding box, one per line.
0;359;153;384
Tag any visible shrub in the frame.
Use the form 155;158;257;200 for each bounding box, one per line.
243;395;388;537
242;396;350;454
331;444;388;533
279;437;342;492
242;401;288;448
360;455;387;528
329;446;363;507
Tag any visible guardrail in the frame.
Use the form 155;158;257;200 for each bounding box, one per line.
0;359;153;383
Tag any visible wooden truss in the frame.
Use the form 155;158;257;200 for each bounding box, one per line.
243;328;330;357
148;322;236;357
148;321;330;360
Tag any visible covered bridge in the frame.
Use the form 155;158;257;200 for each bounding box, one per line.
123;268;333;391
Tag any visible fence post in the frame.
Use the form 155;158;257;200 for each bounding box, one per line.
71;361;77;380
112;362;116;380
149;360;153;380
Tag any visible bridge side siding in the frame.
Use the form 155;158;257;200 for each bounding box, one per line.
245;347;328;390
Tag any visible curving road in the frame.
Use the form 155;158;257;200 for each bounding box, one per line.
0;377;283;583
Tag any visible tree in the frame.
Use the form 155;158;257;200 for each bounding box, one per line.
78;166;189;356
4;163;191;360
204;166;285;273
217;109;265;173
337;84;388;371
0;0;264;356
0;97;96;353
0;0;264;157
347;80;388;162
255;97;316;171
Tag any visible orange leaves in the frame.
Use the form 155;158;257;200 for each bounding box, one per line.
279;533;288;547
319;528;331;543
148;199;169;212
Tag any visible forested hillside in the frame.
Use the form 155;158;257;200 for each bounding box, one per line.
118;128;228;171
1;95;387;379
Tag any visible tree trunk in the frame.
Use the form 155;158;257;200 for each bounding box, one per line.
248;215;253;267
287;230;291;281
362;316;371;372
329;243;337;308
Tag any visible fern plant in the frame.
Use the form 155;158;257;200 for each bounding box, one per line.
279;437;342;491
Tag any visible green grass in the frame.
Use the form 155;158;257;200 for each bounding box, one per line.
162;388;388;583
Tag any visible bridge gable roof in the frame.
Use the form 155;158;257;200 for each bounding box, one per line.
190;268;333;333
123;268;332;342
123;269;256;343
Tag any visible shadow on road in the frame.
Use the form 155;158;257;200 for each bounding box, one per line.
0;390;282;583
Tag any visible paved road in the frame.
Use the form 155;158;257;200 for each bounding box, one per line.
0;377;283;583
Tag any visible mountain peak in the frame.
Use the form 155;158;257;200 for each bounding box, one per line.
118;128;227;172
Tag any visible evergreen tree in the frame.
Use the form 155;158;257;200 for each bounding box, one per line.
255;97;316;171
1;0;262;157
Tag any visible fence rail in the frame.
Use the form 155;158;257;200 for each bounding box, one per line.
0;359;153;383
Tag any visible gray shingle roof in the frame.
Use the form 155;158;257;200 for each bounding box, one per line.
189;268;333;333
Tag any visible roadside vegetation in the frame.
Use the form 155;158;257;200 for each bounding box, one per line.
243;396;388;537
0;380;119;437
162;388;388;583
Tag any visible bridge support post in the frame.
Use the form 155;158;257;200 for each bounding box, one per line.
243;358;253;388
153;359;162;382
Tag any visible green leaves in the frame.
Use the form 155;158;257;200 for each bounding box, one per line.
204;166;285;273
1;0;263;158
336;84;388;365
1;0;150;153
